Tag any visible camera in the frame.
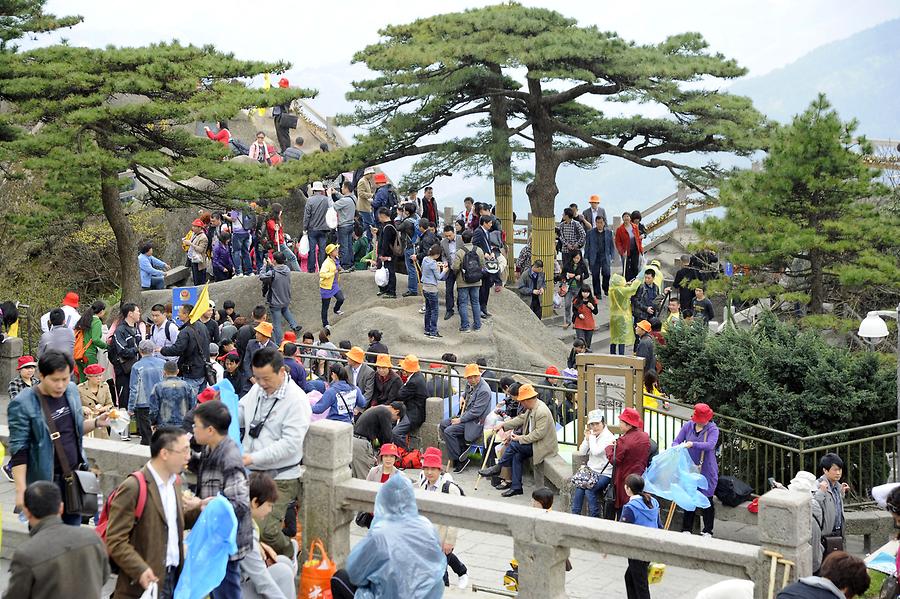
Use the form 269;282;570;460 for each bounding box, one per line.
247;420;265;439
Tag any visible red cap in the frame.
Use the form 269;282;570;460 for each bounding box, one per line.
619;407;643;429
278;77;290;88
374;172;387;184
197;387;218;403
84;364;105;376
17;356;37;370
545;365;560;376
191;218;205;227
422;448;443;469
62;292;79;308
283;331;297;343
692;403;714;425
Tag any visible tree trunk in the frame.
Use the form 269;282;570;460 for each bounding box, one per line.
101;167;140;304
808;248;824;314
524;78;560;319
488;64;516;284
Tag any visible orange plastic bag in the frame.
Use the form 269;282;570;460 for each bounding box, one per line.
299;538;336;599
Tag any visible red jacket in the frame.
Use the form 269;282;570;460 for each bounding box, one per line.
205;127;231;146
605;427;651;508
614;223;643;257
266;218;285;246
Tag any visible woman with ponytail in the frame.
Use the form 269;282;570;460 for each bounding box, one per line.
620;474;660;599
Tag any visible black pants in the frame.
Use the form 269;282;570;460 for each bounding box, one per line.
331;569;356;599
624;251;641;281
113;366;130;410
445;271;457;314
624;559;650;599
379;259;396;295
134;407;153;446
190;263;207;286
591;263;610;296
274;115;291;152
575;328;593;350
479;276;492;314
530;294;542;318
443;552;468;586
682;503;715;535
322;291;345;327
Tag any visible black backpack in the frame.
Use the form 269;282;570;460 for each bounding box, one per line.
714;476;753;507
460;247;483;284
441;480;465;496
229;138;250;156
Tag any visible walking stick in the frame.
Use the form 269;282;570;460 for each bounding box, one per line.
778;558;795;591
474;431;499;491
763;549;783;599
663;500;677;531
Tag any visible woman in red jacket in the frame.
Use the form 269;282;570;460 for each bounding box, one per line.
265;203;301;272
204;120;231;146
614;212;643;281
572;284;598;350
605;407;651;515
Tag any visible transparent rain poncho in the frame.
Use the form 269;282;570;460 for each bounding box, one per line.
643;445;711;511
346;474;446;599
174;495;238;599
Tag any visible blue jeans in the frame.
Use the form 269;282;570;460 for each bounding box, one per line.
270;305;300;345
184;377;207;396
361;211;374;242
142;274;165;291
277;242;301;272
307;230;329;272
210;559;241;599
497;440;533;491
404;247;418;293
337;224;354;270
457;286;481;331
610;344;626;355
424;291;439;334
231;231;252;275
571;474;611;517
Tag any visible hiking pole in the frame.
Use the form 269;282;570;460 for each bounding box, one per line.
778;558;795;591
663;500;677;531
472;584;517;597
474;431;498;491
763;549;783;599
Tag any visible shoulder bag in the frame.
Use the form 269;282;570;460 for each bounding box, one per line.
38;392;99;518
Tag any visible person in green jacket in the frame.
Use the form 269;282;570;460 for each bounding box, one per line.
608;274;643;355
352;224;373;270
73;300;108;382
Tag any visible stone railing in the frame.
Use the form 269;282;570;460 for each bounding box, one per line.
301;420;812;599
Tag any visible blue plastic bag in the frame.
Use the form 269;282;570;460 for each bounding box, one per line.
174;495;238;599
643;445;711;511
213;379;242;453
346;475;446;599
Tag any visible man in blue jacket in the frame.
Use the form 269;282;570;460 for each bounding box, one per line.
583;215;616;297
138;241;170;291
7;350;109;525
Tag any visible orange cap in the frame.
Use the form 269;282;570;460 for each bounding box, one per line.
254;321;274;338
347;346;366;364
399;354;420;373
375;354;392;369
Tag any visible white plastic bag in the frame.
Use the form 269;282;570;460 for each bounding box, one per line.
107;410;131;436
298;234;310;257
374;266;389;287
325;206;338;230
139;581;158;599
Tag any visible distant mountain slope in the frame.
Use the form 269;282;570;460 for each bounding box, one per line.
730;18;900;137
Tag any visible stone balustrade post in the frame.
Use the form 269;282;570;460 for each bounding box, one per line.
0;336;23;397
754;489;812;599
514;534;570;599
301;420;354;565
422;397;444;450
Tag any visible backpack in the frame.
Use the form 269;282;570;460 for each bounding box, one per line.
460;246;483;284
95;471;149;574
441;480;465;496
386;224;402;257
648;438;659;467
386;186;400;220
73;329;93;362
229;138;250;156
397;448;422;470
714;475;753;507
241;211;256;232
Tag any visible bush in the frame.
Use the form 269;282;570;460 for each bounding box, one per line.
659;312;896;435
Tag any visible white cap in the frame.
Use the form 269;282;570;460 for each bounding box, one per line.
364;167;375;175
587;409;605;425
311;181;325;191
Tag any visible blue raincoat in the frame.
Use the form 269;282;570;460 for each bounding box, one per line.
174;495;238;599
346;474;446;599
643;445;711;511
213;379;243;453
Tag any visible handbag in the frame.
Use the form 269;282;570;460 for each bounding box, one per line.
879;575;900;599
822;533;844;559
38;392;100;518
570;464;601;490
355;511;374;528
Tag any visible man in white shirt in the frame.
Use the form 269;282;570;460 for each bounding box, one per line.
39;291;81;333
148;304;180;362
346;346;375;404
105;426;190;599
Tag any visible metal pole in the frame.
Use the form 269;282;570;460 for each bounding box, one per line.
895;303;900;475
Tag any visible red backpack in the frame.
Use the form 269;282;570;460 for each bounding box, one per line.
397;448;423;470
95;471;148;571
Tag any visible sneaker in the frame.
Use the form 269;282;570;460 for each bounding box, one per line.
432;332;443;338
700;532;713;538
325;324;332;332
473;326;482;332
424;332;434;338
444;311;455;320
292;325;304;333
2;462;13;482
120;433;131;441
481;311;491;319
403;291;418;297
383;293;397;299
459;327;471;333
376;290;385;296
418;307;426;314
458;574;469;590
453;457;470;473
334;310;345;316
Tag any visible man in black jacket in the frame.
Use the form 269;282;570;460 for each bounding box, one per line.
235;305;267;360
392;355;427;449
111;303;142;414
160;303;210;395
472;215;496;319
375;208;398;298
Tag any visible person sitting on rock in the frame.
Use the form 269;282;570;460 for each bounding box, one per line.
392;355;427;449
478;383;558;497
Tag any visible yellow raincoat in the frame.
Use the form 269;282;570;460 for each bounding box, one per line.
609;273;643;346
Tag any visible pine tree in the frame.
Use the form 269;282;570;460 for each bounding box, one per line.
0;41;318;302
698;94;900;318
348;3;768;314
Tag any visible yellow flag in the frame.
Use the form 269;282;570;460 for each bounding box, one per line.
188;283;210;324
7;319;18;338
258;73;272;116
